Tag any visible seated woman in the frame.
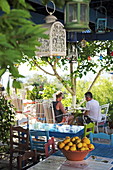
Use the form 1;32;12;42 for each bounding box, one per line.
53;91;74;125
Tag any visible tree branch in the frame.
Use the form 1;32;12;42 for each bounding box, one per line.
33;61;55;76
79;67;105;106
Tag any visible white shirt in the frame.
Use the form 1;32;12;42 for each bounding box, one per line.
86;99;102;122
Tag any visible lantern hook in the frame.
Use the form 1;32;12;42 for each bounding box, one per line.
46;1;56;15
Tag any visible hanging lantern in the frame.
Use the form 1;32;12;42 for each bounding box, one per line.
95;6;107;33
64;0;91;32
67;42;78;63
81;39;87;47
36;1;66;57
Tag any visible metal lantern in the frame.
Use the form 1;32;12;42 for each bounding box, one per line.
36;1;66;57
64;0;91;32
95;6;107;33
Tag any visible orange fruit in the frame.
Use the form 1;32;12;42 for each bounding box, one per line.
80;147;86;151
88;144;95;149
73;144;76;147
71;137;76;142
70;146;76;151
85;147;89;150
63;138;70;144
75;138;81;144
82;137;90;144
74;136;79;140
59;142;65;149
82;142;87;148
64;145;70;151
67;142;73;146
65;136;70;139
77;142;82;148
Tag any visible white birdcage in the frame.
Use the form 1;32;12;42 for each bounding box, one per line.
35;1;66;57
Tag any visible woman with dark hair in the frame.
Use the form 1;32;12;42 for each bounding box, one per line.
53;91;74;125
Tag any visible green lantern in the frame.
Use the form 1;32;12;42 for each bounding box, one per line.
64;0;91;32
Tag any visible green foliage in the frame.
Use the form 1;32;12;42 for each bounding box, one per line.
76;80;89;106
0;96;15;152
0;0;47;81
42;84;58;99
76;77;113;106
61;90;72;107
25;74;48;87
29;86;43;101
91;78;113;105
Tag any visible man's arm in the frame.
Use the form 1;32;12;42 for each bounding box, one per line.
84;110;90;116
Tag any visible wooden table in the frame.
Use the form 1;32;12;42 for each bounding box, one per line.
29;123;84;138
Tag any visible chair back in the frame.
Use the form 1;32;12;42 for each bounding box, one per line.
29;130;49;151
43;102;55;123
89;132;113;146
84;122;95;137
100;103;109;121
10;125;29;152
17;150;37;170
45;137;55;158
36;102;46;122
17;117;29;128
10;125;33;169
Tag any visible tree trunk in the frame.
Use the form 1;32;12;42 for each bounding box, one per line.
71;94;76;108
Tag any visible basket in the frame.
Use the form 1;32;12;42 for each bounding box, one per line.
60;149;93;161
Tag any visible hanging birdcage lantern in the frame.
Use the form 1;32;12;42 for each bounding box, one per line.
64;0;91;32
81;39;87;47
35;1;66;57
95;5;107;33
67;43;78;63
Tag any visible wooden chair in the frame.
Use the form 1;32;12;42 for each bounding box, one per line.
45;137;56;158
9;125;30;169
29;130;49;160
43;102;55;123
17;150;37;170
89;132;113;146
84;122;95;137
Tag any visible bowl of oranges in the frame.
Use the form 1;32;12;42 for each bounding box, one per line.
57;136;94;161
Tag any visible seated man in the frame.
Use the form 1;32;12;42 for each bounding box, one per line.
53;91;74;125
76;92;102;125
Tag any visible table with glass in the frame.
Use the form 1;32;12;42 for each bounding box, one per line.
29;122;84;138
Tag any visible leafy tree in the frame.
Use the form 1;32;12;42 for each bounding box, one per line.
0;0;47;89
25;74;48;87
42;84;58;99
29;40;113;107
